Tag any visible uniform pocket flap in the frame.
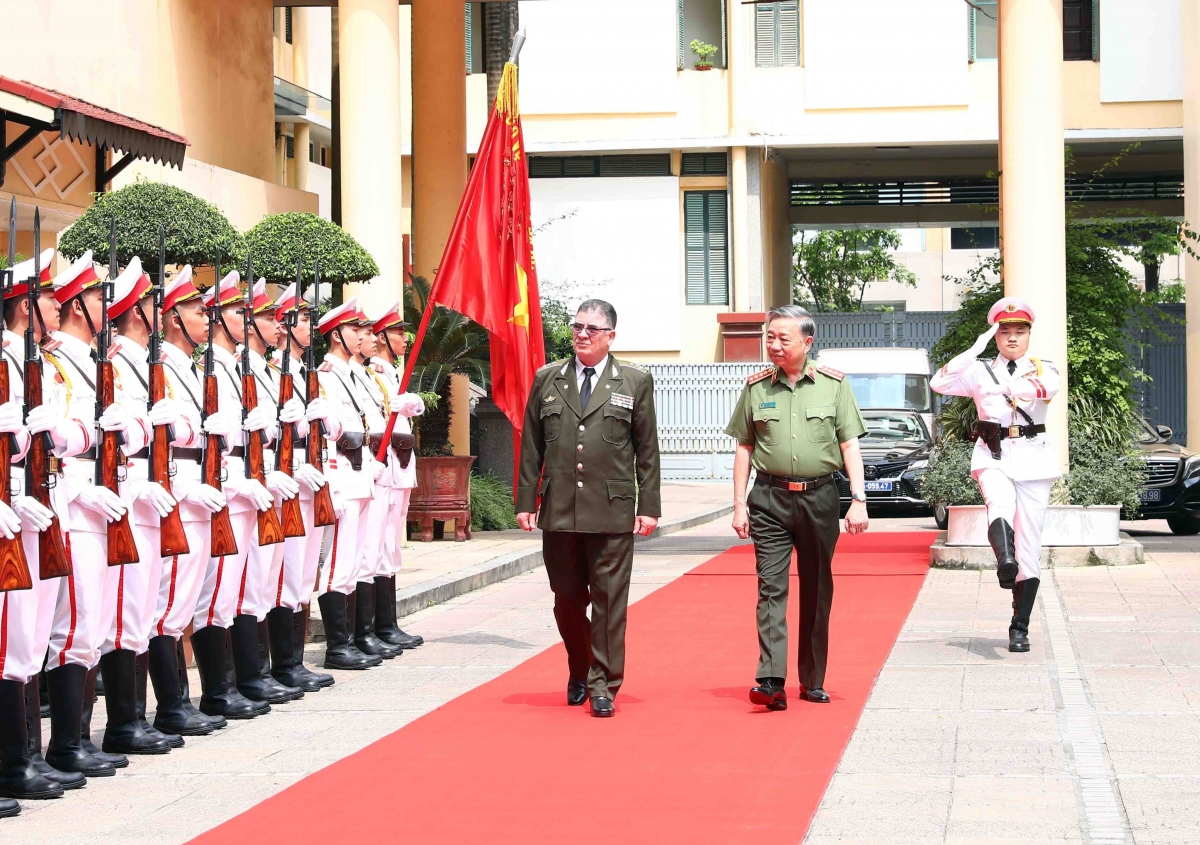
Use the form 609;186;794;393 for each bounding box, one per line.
540;404;563;418
539;476;552;495
806;405;836;420
752;408;781;422
603;405;632;422
606;480;636;501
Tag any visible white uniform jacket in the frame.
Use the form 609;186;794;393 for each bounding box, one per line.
368;356;419;490
210;344;259;516
317;355;369;500
159;341;212;522
930;352;1061;482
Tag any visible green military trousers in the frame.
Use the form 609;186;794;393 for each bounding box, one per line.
747;479;840;689
542;531;635;699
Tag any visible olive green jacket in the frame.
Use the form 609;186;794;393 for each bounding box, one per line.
516;356;661;533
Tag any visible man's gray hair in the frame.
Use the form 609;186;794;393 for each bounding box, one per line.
577;299;617;329
766;304;816;339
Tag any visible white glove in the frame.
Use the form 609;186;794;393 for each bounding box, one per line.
203;411;233;438
148;398;181;428
131;480;177;519
279;398;304;425
0;500;19;539
26;405;71;450
945;324;1000;375
265;470;300;500
242;405;275;433
12;495;53;532
304;397;332;425
0;401;25;435
294;463;327;492
332;489;347;518
74;485;128;523
371;459;386;481
390;392;425;418
229;477;274;511
98;403;134;433
181;483;227;514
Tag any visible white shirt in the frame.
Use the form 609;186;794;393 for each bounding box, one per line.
575;354;610;397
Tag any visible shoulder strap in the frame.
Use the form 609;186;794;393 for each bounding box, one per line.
57;348;97;393
163;358;203;412
114;351;150;394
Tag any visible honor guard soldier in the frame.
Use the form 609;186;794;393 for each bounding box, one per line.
191;271;275;720
516;299;661;718
726;305;869;712
366;303;423;650
315;299;384;670
150;266;230;734
269;283;335;691
930;297;1060;652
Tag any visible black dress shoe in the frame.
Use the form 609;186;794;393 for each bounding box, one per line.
1008;629;1030;653
749;679;788;711
0;798;18;817
567;681;587;706
803;687;830;703
589;696;614;718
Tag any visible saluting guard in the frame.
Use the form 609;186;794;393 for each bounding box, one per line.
930;297;1060;652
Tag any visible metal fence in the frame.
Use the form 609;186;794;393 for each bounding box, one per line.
1131;304;1188;443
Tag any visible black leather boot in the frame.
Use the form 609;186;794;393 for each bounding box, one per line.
147;636;213;737
230;615;299;704
99;650;171;755
0;798;18;817
257;618;304;700
39;671;49;719
294;608;334;688
0;679;64;799
374;575;423;649
134;651;184;748
176;638;225;730
44;664;117;776
190;625;264;720
267;608;319;692
79;667;127;769
988;518;1019;589
318;591;380;670
354;582;401;660
24;678;85;790
1009;577;1040;653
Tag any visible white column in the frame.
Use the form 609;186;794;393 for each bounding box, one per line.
998;0;1068;467
1183;0;1200;449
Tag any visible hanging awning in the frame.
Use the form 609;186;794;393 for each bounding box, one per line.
0;76;189;192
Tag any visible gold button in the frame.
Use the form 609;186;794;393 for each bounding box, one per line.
792;434;796;439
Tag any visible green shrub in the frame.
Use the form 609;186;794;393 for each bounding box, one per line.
242;212;379;284
919;439;982;507
470;472;518;532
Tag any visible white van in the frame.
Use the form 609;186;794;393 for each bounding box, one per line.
814;347;934;436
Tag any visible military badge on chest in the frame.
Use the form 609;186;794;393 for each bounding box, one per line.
609;393;634;410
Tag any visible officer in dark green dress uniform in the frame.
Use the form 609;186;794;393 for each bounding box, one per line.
725;305;870;711
516;299;661;719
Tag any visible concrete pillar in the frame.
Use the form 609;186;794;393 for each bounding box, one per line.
292;7;310;89
1183;0;1200;449
275;125;289;186
731;146;750;311
338;0;404;313
294;123;311;195
726;0;749;132
998;0;1068;467
411;0;470;456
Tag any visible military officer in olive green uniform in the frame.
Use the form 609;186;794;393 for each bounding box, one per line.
726;305;870;712
516;299;661;719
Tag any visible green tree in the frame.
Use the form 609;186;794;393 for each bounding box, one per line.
792;228;918;312
58;181;243;272
242;213;378;303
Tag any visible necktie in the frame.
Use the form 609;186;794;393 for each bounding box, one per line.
580;366;596;410
1007;359;1017;376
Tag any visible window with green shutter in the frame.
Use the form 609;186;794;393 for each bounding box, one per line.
969;1;998;61
684;191;729;305
755;1;800;68
465;3;473;73
678;0;727;70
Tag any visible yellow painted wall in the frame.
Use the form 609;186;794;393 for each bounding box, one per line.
1062;60;1182;129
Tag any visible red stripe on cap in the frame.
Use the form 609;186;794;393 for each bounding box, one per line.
996;309;1033;323
53;265;101;304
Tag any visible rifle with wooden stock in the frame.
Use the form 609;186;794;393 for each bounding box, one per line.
150;226;189;557
203;248;238;558
241;256;284;547
24;208;70;581
101;221;139;566
274;258;306;538
0;198;33;592
306;263;336;527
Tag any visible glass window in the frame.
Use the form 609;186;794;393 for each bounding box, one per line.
844;373;932;413
970;1;998;61
679;0;727;70
862;412;928;443
950;227;1000;249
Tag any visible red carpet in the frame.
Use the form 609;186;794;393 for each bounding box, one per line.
189;531;933;844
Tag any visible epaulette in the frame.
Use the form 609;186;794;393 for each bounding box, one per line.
107;339;122;359
816;365;845;381
371;361;387;374
538;359;566;373
42;339;61;353
747;367;775;385
318;361;332;373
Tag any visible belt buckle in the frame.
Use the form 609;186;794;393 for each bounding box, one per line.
787;480;806;492
47;456;61;476
1008;425;1021;438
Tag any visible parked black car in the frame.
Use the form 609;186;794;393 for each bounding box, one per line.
835;410;932;516
1131;417;1200;535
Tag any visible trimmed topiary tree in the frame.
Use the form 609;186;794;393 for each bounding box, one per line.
58;181;244;273
241;212;378;285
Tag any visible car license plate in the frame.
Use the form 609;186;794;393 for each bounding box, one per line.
864;481;893;493
1140;488;1162;502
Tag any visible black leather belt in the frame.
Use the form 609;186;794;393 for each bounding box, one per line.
227;446;245;459
756;472;834;492
999;423;1045;439
175;447;203;463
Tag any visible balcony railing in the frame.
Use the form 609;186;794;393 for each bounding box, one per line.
790;174;1184;207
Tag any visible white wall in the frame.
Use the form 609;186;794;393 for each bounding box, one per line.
803;0;970;110
530;177;682;352
518;0;678;114
1100;0;1182;103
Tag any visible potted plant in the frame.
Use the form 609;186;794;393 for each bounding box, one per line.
690;40;718;70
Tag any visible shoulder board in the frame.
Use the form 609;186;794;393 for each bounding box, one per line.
318;361;332;373
747;367;775;385
816;365;845;381
107;340;122;359
42;339;61;353
538;359;565;373
371;362;386;374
